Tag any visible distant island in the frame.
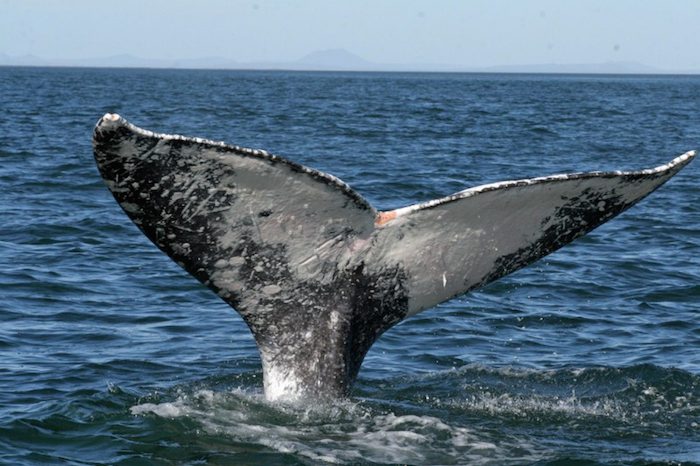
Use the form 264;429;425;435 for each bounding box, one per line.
1;49;696;75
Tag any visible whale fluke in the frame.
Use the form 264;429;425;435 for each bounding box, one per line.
93;113;695;400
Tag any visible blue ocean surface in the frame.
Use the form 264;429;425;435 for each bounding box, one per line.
1;66;699;465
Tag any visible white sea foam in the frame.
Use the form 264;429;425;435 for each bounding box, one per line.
130;401;185;418
450;392;626;420
130;388;545;465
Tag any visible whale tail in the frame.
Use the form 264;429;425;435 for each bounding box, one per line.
93;113;695;400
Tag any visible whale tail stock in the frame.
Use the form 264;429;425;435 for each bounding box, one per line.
93;114;695;401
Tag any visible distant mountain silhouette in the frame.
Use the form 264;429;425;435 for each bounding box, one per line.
485;61;661;74
0;53;49;66
294;49;375;70
0;50;695;74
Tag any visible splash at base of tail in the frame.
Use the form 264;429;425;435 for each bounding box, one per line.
93;113;695;401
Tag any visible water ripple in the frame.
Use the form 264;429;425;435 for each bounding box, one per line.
0;67;698;465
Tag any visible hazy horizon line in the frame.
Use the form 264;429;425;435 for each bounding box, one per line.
2;49;700;76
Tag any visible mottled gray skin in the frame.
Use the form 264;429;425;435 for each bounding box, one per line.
93;114;694;401
93;115;408;399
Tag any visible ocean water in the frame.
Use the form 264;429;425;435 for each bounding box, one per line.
1;66;699;465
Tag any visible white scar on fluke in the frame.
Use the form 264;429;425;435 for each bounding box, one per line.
93;113;695;401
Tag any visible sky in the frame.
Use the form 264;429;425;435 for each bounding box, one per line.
1;0;700;71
